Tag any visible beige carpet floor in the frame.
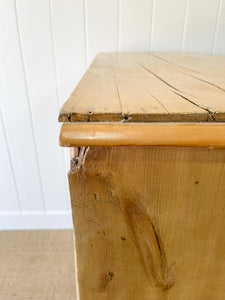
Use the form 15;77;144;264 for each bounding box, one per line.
0;230;76;300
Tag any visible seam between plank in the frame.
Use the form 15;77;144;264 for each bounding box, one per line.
139;62;215;120
14;0;46;211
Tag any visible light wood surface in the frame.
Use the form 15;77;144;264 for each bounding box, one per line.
69;146;225;299
153;52;225;90
60;122;225;148
0;230;76;300
59;52;225;299
59;52;225;123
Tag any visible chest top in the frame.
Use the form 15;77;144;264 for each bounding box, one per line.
59;52;225;148
59;52;225;123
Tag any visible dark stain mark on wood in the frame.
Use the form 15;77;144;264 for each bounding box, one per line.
67;114;72;122
121;236;126;241
195;181;199;184
99;271;114;292
108;271;114;278
121;196;174;291
87;111;92;122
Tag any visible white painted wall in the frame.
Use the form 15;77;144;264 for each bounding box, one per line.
0;0;225;230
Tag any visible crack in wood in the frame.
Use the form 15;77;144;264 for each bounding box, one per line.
147;89;170;114
70;146;90;173
149;53;198;74
173;91;216;121
139;62;179;92
149;53;225;93
139;61;216;121
113;79;131;122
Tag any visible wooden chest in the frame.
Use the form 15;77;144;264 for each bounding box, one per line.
59;53;225;300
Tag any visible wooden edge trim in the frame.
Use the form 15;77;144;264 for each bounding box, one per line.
59;123;225;148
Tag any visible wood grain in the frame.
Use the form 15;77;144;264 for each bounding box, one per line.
60;122;225;148
69;146;225;299
59;52;225;122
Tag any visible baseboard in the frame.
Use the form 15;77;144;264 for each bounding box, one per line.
0;211;73;230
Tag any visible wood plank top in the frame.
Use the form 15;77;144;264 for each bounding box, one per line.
58;52;225;123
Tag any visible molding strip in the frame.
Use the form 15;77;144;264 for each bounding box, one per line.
60;122;225;148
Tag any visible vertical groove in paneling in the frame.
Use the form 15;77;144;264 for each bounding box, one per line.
50;0;86;100
0;106;22;212
83;0;89;69
49;0;61;106
117;0;121;51
73;232;80;300
149;0;155;51
120;0;153;51
181;0;190;52
152;0;187;51
16;0;69;212
86;0;118;63
212;0;223;54
14;0;46;212
213;0;225;55
183;0;220;53
49;0;70;212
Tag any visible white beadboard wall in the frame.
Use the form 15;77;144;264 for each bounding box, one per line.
0;0;225;230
